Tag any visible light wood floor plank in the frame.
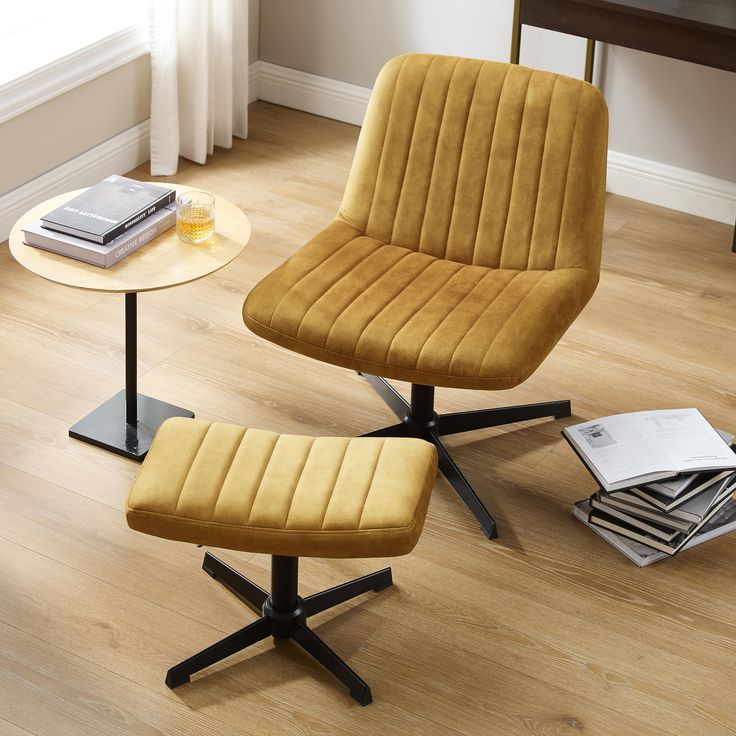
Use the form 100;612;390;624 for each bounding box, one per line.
0;719;39;736
0;620;328;736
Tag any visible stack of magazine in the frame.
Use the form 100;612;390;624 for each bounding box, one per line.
563;409;736;566
22;175;175;268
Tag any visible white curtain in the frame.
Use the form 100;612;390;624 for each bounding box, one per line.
149;0;249;176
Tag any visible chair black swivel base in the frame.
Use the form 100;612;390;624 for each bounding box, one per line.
359;373;571;540
165;551;392;706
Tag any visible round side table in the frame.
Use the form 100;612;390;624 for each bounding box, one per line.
9;185;251;460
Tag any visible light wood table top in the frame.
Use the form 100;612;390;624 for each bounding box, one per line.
9;184;251;293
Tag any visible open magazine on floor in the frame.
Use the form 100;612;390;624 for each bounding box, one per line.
562;409;736;493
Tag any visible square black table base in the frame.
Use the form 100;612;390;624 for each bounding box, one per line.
69;390;195;461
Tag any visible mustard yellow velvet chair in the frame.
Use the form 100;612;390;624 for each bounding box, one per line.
244;54;608;539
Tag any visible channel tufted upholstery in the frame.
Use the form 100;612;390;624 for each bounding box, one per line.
126;418;438;558
243;54;608;390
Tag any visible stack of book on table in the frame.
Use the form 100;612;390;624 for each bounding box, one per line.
563;409;736;566
22;176;176;268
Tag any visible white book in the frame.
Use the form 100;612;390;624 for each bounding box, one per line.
562;409;736;493
22;203;175;268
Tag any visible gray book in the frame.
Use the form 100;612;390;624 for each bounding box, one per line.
643;472;705;499
573;498;736;567
588;478;736;555
606;478;735;528
629;470;735;512
590;494;682;540
22;203;175;268
40;175;175;244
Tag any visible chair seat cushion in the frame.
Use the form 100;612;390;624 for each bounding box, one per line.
126;418;438;558
243;220;598;390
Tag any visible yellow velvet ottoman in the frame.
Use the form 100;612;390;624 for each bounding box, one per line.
126;417;437;705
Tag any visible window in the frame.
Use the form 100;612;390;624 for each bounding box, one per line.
0;0;148;124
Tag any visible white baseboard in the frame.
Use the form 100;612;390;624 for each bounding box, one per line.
249;61;736;225
0;120;150;242
248;60;261;104
606;151;736;225
253;61;371;127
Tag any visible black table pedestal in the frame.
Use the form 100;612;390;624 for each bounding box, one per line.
69;293;194;461
69;390;194;461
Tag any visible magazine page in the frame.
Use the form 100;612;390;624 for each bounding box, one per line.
636;409;736;473
565;414;671;485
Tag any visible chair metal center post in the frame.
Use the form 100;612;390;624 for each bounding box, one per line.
265;555;304;638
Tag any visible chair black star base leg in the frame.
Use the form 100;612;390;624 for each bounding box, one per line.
438;399;571;436
293;619;373;706
303;567;392;617
433;434;498;540
165;554;388;706
360;372;410;421
358;373;571;540
165;615;272;689
202;550;269;612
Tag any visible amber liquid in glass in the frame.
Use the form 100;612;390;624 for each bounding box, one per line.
176;206;215;243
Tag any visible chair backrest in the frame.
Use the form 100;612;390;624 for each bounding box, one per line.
338;54;608;273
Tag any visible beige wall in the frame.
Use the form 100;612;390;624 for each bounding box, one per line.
0;55;151;197
259;0;518;88
601;46;736;182
259;0;736;183
249;0;260;66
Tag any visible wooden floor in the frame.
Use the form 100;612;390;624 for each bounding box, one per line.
2;101;736;736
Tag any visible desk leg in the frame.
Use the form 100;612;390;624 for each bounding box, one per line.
510;0;521;64
732;219;735;253
584;39;596;84
69;292;194;461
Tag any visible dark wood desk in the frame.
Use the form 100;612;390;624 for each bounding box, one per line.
510;0;736;250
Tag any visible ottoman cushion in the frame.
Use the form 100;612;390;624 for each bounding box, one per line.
126;418;437;558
